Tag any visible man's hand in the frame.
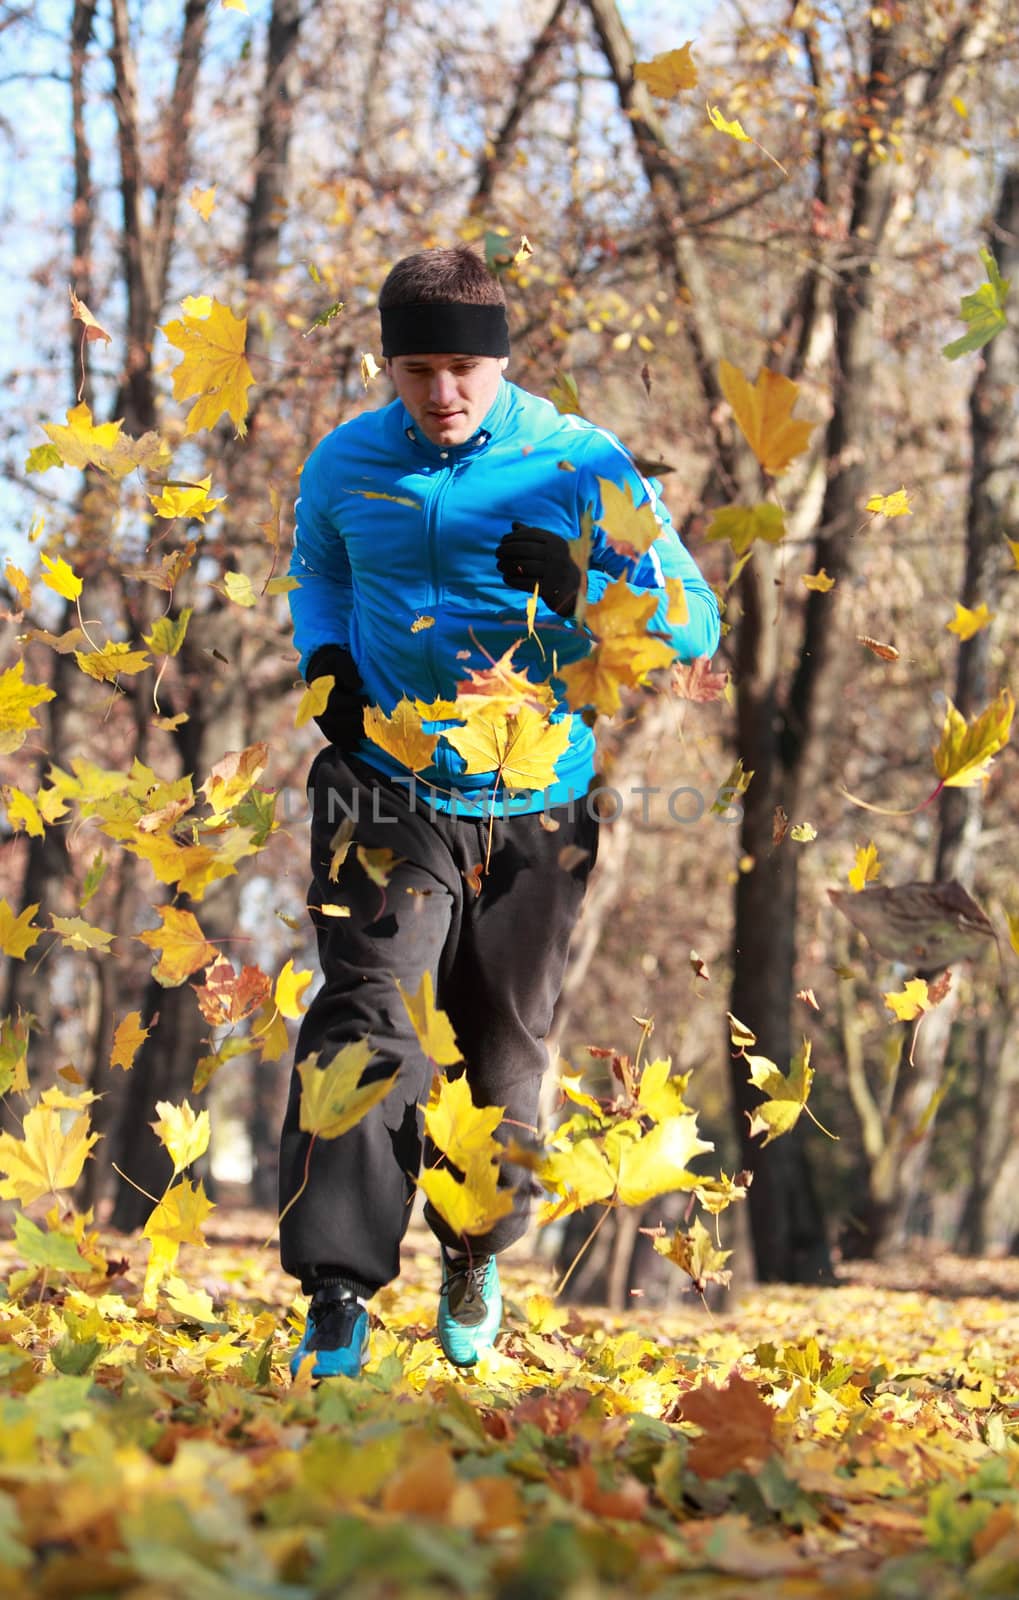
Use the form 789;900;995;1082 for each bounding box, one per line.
306;644;368;751
496;522;582;617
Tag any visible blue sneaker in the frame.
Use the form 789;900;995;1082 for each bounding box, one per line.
290;1286;369;1380
437;1249;501;1367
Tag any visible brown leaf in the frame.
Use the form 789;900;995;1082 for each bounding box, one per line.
772;806;789;847
829;881;997;970
858;635;900;661
673;657;727;703
681;1375;776;1478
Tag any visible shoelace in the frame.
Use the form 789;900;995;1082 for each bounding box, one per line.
441;1256;490;1321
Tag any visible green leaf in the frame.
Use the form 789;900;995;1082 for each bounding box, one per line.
942;246;1009;359
25;443;63;474
13;1211;91;1273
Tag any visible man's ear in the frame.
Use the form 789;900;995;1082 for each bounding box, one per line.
498;356;509;373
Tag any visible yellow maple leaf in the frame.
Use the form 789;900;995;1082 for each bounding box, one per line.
150;1100;211;1174
596;476;661;558
297;1041;399;1139
637;1057;692;1122
202;741;268;817
453;644;555;719
446;703;570;790
653;1216;733;1295
40;551;83;600
946;602;993;640
149;476;224;521
217;570;258;606
418;1151;514;1238
718;360;814;476
4;559;32;611
188;185;217;221
161;297;254;437
559;647;627;716
3;786;44;838
138;905;218;985
0;898;43;959
110;1011;149;1071
364;698;440;772
41;402;170;480
295;674;333;729
802;569;835;593
884;978;933;1022
611;1114;713;1206
706;503;786;556
0;1091;100;1205
397;971;461;1066
50;914;115;953
933;687;1013;788
849;842;881;892
142;1177;214;1304
633;42;698;97
866;487;912;517
275;958;313;1020
423;1075;502;1169
707;103;751;142
0;661;56;754
746;1040;834;1145
74;641;151;682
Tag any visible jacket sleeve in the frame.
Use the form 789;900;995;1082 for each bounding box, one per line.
288;445;356;678
579;447;721;662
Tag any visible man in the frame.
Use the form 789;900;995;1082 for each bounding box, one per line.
280;245;719;1379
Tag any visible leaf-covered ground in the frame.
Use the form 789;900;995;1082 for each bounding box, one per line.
2;1214;1019;1599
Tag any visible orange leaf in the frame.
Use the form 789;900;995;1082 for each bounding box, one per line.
718;360;814;475
681;1375;776;1478
109;1010;150;1071
138;905;218;986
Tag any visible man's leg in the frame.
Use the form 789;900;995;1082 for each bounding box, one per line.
428;798;600;1258
278;753;464;1298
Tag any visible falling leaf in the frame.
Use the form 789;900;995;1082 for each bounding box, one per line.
933;687;1013;788
4;559;32;613
653;1216;732;1295
360;352;381;387
188;185;217;220
194;959;271;1026
216;570;258;607
3;786;43;838
304;300;345;336
828;880;996;969
68;286;112;345
364;699;439;772
296;674;333;730
138;905;218;986
1005;536;1019;570
0;898;43;959
41;402;170;479
40;552;83;601
745;1040;833;1145
75;642;151;682
797;988;820;1011
110;1012;149;1071
942;245;1009;360
718;360;814;475
884;978;936;1022
596;476;661;557
161;297;254;436
297;1041;399;1140
357;845;399;889
673;658;727;702
946;602;993;640
411;615;435;633
0;1090;100;1205
50;914;116;953
446;703;570;791
423;1074;502;1170
705;503;786;555
790;821;817;842
633;42;698;97
849;842;881;892
0;662;56;755
866;488;912;517
1005;910;1019;958
706;103;751;142
397;971;461;1066
274;958;313;1020
802;569;835;592
151;1100;211;1174
858;635;899;660
149;477;224;521
418;1149;514;1238
548;370;582;415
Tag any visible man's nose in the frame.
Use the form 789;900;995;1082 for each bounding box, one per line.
429;371;456;405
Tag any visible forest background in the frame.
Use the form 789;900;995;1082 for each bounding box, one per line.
1;0;1018;1300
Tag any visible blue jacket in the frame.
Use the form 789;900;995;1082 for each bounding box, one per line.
290;379;720;813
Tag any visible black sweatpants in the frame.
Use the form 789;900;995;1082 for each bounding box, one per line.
278;750;599;1297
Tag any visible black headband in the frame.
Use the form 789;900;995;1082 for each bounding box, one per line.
380;302;510;358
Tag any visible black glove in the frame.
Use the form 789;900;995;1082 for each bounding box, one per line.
496;522;583;617
306;644;367;751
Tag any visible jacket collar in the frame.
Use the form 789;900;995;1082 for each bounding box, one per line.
397;380;511;462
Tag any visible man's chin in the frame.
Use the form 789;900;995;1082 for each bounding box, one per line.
425;416;470;445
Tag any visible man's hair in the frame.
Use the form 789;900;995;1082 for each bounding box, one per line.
377;246;506;310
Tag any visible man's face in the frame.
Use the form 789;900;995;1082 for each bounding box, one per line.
386;352;508;446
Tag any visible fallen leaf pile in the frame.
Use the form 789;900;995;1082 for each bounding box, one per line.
0;1208;1018;1598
